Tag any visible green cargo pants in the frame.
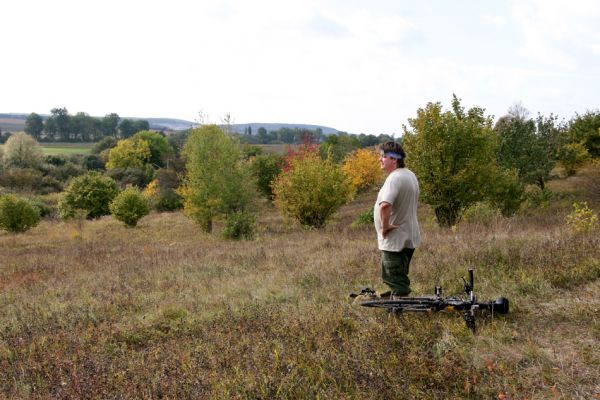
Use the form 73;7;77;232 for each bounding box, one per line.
381;248;415;296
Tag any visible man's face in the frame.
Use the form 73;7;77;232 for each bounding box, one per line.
379;152;397;173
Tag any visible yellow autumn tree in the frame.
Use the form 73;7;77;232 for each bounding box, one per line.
341;148;383;193
106;138;152;170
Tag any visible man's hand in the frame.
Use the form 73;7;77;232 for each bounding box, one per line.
380;202;399;238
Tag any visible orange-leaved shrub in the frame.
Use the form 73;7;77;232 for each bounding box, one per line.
341;148;383;193
273;145;352;229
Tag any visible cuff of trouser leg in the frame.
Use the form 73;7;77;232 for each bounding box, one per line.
391;289;411;297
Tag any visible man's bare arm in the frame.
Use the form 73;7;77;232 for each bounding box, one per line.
379;201;399;238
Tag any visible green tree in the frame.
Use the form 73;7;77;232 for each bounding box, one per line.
58;172;118;219
24;113;44;140
249;153;283;199
106;138;152;169
568;110;600;157
257;127;268;144
118;119;136;138
0;194;41;233
487;167;524;217
559;141;590;176
101;113;120;137
71;112;101;142
131;130;172;167
109;186;150;227
118;119;150;138
319;133;361;163
403;95;498;227
3;132;44;169
91;136;118;155
48;107;71;141
221;211;256;240
494;110;557;189
179;125;255;232
272;147;352;228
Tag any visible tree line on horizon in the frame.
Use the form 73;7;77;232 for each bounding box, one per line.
0;108;151;143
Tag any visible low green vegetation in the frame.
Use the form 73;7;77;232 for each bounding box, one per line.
0;165;598;398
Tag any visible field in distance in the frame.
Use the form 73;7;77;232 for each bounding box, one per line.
0;142;93;156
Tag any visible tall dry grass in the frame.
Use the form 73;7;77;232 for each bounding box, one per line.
1;167;599;399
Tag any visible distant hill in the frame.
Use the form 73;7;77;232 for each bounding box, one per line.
142;118;195;131
0;113;340;135
228;123;339;135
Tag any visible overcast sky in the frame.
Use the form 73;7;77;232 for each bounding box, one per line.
3;0;599;135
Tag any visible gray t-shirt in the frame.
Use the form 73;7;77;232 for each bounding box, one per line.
373;168;421;251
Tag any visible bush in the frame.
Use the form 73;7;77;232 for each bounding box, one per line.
39;176;63;194
523;187;554;209
0;168;43;192
143;176;183;212
3;132;44;169
0;132;11;144
58;172;118;219
559;142;590;176
106;138;151;169
342;148;383;193
28;195;58;219
110;187;150;227
106;166;154;188
221;211;256;240
82;154;105;170
273;149;352;228
45;155;66;166
91;136;118;155
131;131;173;167
565;201;598;233
351;209;374;228
487;168;524;217
249;153;283;199
0;194;41;233
42;162;85;182
462;201;501;225
155;189;183;212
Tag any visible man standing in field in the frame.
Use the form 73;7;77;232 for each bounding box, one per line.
374;141;421;299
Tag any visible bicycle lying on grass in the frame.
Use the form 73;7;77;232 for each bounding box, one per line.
350;269;509;332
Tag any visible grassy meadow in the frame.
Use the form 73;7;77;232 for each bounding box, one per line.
1;165;599;399
0;142;93;156
39;143;93;156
